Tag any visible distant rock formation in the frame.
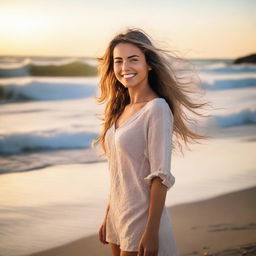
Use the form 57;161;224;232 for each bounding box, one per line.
233;54;256;64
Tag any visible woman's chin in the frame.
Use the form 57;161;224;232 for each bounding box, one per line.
122;83;137;88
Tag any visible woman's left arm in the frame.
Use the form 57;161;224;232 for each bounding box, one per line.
146;177;167;233
138;177;167;256
138;102;175;256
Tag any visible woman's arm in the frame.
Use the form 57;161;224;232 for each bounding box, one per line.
104;203;110;221
137;177;167;255
104;191;111;221
145;177;167;233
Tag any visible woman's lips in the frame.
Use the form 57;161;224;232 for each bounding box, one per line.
122;73;137;79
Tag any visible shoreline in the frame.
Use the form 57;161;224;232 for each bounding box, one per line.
30;185;256;256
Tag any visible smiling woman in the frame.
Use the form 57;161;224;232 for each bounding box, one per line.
92;27;211;256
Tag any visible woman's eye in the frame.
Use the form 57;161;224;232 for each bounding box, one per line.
114;59;138;64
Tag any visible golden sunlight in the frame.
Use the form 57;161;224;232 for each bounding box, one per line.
0;11;48;39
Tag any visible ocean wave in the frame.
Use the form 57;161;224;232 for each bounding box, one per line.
0;57;97;68
201;63;256;73
0;80;97;101
214;108;256;127
202;77;256;90
0;60;97;77
0;130;97;154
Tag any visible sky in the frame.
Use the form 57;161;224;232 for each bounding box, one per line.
0;0;255;59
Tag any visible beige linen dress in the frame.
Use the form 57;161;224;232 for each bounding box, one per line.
105;98;179;256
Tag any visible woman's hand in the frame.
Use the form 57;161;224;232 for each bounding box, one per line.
98;218;109;245
137;229;159;256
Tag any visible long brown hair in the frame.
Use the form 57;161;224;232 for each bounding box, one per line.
91;27;212;157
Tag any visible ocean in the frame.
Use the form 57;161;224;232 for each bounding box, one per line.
0;56;255;255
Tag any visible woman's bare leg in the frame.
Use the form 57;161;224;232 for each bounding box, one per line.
120;250;138;256
110;243;121;256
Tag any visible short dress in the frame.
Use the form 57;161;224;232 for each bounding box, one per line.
104;98;179;256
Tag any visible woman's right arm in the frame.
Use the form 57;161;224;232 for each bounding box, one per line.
104;203;110;222
99;203;110;244
104;190;110;221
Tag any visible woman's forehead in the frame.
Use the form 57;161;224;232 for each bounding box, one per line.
113;43;143;58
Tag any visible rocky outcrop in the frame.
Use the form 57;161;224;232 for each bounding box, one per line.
233;54;256;64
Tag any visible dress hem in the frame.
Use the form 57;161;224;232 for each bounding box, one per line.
106;239;139;252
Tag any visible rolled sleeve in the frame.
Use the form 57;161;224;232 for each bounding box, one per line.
144;102;175;191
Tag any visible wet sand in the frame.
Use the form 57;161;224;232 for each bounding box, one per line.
30;186;256;256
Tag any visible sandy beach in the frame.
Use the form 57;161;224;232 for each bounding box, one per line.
30;186;256;256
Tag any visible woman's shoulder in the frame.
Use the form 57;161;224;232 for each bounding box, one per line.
150;97;168;106
146;97;172;116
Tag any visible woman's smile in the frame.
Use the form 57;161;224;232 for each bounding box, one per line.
122;73;137;79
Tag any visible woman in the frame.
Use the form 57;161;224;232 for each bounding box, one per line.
92;28;210;256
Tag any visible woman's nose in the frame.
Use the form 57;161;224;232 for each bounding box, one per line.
121;61;130;71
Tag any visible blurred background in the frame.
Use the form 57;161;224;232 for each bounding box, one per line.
0;0;255;255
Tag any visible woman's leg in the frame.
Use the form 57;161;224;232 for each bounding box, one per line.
110;243;121;256
120;250;138;256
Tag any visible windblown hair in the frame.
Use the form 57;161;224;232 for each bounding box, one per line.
91;27;212;157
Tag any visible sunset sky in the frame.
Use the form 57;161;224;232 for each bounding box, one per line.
0;0;255;59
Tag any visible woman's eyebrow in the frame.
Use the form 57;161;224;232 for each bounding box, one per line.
114;55;139;60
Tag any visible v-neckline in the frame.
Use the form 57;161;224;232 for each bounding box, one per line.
113;98;163;132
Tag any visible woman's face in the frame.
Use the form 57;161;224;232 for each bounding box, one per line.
113;42;152;89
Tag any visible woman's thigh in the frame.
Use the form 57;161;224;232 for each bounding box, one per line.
110;243;121;256
120;250;138;256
